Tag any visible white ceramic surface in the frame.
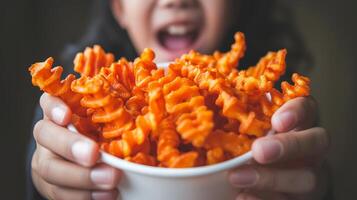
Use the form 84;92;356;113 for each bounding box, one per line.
67;63;275;200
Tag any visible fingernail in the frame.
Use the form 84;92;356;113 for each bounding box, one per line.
91;166;115;189
92;191;117;200
51;106;66;124
230;168;258;187
259;139;282;162
274;111;296;131
72;140;92;166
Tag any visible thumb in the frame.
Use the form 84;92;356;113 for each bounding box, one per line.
272;96;318;132
40;93;72;126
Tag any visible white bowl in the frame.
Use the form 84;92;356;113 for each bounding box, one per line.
67;63;275;200
68;123;274;200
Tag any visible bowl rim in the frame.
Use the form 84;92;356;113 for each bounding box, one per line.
100;149;253;177
69;124;274;178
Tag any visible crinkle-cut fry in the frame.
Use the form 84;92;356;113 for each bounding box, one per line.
71;75;134;139
104;62;166;157
228;70;273;96
122;73;166;144
156;117;198;168
99;61;134;100
29;57;86;117
180;50;216;69
204;130;253;157
206;147;225;165
116;58;136;90
282;73;310;101
101;128;145;158
246;51;276;78
215;32;246;75
163;77;201;114
263;49;287;82
169;152;199;168
259;89;284;117
163;76;213;147
74;45;115;77
125;86;148;116
170;62;269;136
125;152;157;166
107;77;166;157
134;48;158;89
176;106;214;147
227;49;286;97
222;118;240;132
71;114;100;139
146;80;166;130
260;73;311;117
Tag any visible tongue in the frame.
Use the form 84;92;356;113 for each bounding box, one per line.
161;34;193;51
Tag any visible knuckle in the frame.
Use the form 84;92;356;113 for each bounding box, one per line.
39;93;48;109
33;120;45;142
301;98;310;114
308;96;318;111
78;168;92;188
31;151;39;172
279;133;301;159
302;169;317;193
256;167;278;191
266;170;279;191
38;158;52;182
315;127;330;151
107;168;120;188
48;185;62;200
65;142;72;160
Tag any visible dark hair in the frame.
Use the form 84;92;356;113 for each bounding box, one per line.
61;0;311;76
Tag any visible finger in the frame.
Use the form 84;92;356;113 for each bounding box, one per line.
252;127;329;164
33;119;99;167
36;154;121;190
237;191;290;200
236;193;263;200
272;97;317;132
32;168;119;200
40;93;72;125
229;166;316;194
47;184;118;200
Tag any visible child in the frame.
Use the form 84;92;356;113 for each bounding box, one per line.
27;0;331;199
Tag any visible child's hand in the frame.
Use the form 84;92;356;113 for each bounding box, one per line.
31;93;121;200
229;97;330;200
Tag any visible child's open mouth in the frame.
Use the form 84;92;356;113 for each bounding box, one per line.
157;24;200;51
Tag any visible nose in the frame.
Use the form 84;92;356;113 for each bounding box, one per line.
157;0;198;9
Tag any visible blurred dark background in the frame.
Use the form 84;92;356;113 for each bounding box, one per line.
1;0;356;199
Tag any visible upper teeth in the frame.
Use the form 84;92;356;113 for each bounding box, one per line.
167;25;190;35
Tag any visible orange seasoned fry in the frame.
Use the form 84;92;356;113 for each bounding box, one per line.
125;152;157;166
133;48;158;89
282;73;310;101
29;57;86;117
29;32;311;167
215;32;246;75
71;75;134;139
206;147;225;165
204;130;253;157
156;117;198;168
74;45;115;77
163;76;213;147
